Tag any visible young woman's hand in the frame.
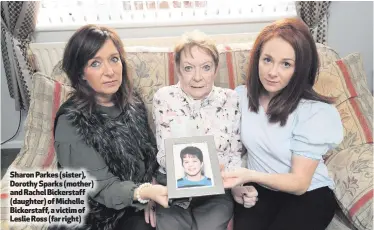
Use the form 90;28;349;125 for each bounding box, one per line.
231;185;258;208
221;167;251;188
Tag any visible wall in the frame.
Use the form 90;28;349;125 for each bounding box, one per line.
1;59;27;149
1;1;373;148
328;1;373;93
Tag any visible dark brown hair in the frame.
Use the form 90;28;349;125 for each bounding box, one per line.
62;24;133;112
180;146;204;163
246;17;333;126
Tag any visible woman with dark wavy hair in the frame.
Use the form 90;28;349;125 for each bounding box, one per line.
53;24;168;230
222;18;344;230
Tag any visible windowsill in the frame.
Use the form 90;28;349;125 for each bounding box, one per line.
35;12;296;32
33;12;296;43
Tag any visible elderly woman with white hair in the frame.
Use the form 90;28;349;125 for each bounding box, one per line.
147;31;258;230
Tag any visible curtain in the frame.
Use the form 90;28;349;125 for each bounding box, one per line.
296;1;331;45
1;1;40;111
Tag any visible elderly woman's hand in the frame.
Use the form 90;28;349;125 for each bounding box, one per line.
142;184;169;208
144;200;157;227
231;186;258;208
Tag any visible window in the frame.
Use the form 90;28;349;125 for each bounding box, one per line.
36;0;296;31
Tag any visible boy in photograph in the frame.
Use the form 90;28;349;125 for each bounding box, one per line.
176;146;212;188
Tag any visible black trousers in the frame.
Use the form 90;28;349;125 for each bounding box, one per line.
234;183;337;230
116;208;154;230
48;207;153;230
156;190;234;230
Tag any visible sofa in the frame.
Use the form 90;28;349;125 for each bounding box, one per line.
1;35;372;230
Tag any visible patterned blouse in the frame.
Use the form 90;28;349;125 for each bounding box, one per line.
152;82;242;174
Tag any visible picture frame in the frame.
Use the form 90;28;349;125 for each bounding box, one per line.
165;135;225;199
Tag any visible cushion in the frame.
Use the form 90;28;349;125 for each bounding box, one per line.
217;43;251;89
50;60;71;85
314;53;371;105
326;93;373;159
316;43;340;68
327;209;360;230
326;143;373;230
126;50;174;132
10;73;73;170
319;61;373;230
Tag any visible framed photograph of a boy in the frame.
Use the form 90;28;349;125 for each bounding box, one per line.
165;135;225;199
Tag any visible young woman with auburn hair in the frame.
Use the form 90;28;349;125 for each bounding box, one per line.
223;17;343;230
